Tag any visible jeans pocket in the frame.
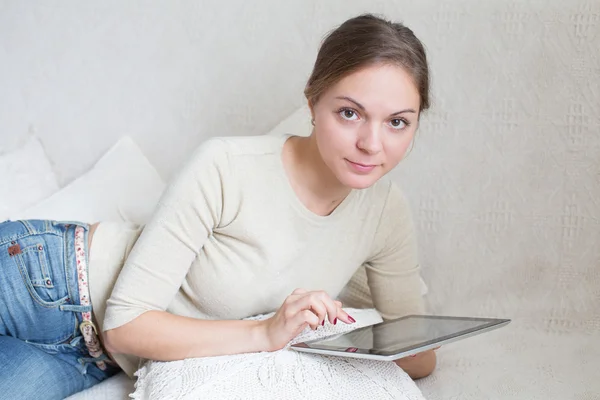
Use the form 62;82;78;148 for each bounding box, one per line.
12;240;69;307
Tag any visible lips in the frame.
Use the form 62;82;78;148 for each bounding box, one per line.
349;161;376;168
345;159;378;173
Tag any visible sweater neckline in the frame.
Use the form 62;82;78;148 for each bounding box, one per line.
276;134;357;224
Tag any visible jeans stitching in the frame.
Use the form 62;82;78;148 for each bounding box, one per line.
20;220;34;235
2;220;92;350
0;231;62;246
37;244;52;285
0;220;65;246
20;245;53;288
26;334;76;348
13;254;69;309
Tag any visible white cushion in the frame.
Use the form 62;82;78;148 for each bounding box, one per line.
65;372;133;400
13;136;165;225
0;136;60;221
266;105;313;138
132;308;426;400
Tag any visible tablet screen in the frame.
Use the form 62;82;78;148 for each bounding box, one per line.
296;315;509;356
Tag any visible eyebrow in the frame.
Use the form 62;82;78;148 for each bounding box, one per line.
335;96;417;116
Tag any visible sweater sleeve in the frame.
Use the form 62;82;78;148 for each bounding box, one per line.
103;138;229;331
364;181;425;321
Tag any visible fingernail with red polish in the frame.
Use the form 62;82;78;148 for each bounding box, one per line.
334;318;338;325
348;315;356;323
321;320;325;326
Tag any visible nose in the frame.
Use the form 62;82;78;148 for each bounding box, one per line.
356;123;382;155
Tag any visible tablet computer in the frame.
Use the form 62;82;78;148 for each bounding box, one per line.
290;315;510;361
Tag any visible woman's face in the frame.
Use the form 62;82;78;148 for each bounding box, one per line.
310;64;421;190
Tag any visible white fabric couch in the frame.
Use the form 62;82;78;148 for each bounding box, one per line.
1;0;598;399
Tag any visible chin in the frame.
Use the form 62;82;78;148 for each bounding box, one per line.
337;172;381;190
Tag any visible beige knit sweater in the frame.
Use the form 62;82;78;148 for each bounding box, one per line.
88;134;425;377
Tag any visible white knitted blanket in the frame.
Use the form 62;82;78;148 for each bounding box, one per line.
131;308;426;400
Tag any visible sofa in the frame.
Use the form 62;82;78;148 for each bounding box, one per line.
1;0;598;398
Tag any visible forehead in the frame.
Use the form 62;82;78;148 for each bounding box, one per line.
324;64;421;112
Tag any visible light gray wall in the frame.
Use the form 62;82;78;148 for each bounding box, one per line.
0;0;388;184
1;1;598;325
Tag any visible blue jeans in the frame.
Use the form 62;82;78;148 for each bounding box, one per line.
0;220;120;400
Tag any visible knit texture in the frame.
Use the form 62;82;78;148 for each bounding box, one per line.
131;308;425;400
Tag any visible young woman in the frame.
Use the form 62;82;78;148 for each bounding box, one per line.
0;14;435;399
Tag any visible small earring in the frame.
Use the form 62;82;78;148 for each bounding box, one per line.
311;118;315;126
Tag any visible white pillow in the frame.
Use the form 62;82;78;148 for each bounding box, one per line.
132;308;426;400
266;104;313;138
14;136;165;225
0;136;60;221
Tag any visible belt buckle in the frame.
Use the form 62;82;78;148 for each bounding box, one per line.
79;320;98;336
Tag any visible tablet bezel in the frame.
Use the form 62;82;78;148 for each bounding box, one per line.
289;315;511;361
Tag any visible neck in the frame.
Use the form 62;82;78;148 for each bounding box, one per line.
284;134;352;216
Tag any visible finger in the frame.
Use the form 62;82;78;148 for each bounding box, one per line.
312;292;341;324
312;292;353;324
326;298;356;324
309;291;349;325
308;299;328;326
290;309;320;332
283;290;310;307
334;307;354;324
286;292;328;324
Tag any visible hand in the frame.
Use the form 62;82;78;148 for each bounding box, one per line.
259;288;355;351
394;348;438;380
403;346;441;359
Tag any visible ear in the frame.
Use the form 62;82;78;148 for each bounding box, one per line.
307;99;315;121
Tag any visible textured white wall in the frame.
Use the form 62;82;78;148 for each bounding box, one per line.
0;0;392;185
1;1;599;325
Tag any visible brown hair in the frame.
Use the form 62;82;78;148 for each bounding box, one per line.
304;14;430;113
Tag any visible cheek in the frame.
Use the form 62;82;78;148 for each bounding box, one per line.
316;117;354;152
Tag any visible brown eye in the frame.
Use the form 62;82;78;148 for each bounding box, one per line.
389;118;407;130
339;108;359;121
